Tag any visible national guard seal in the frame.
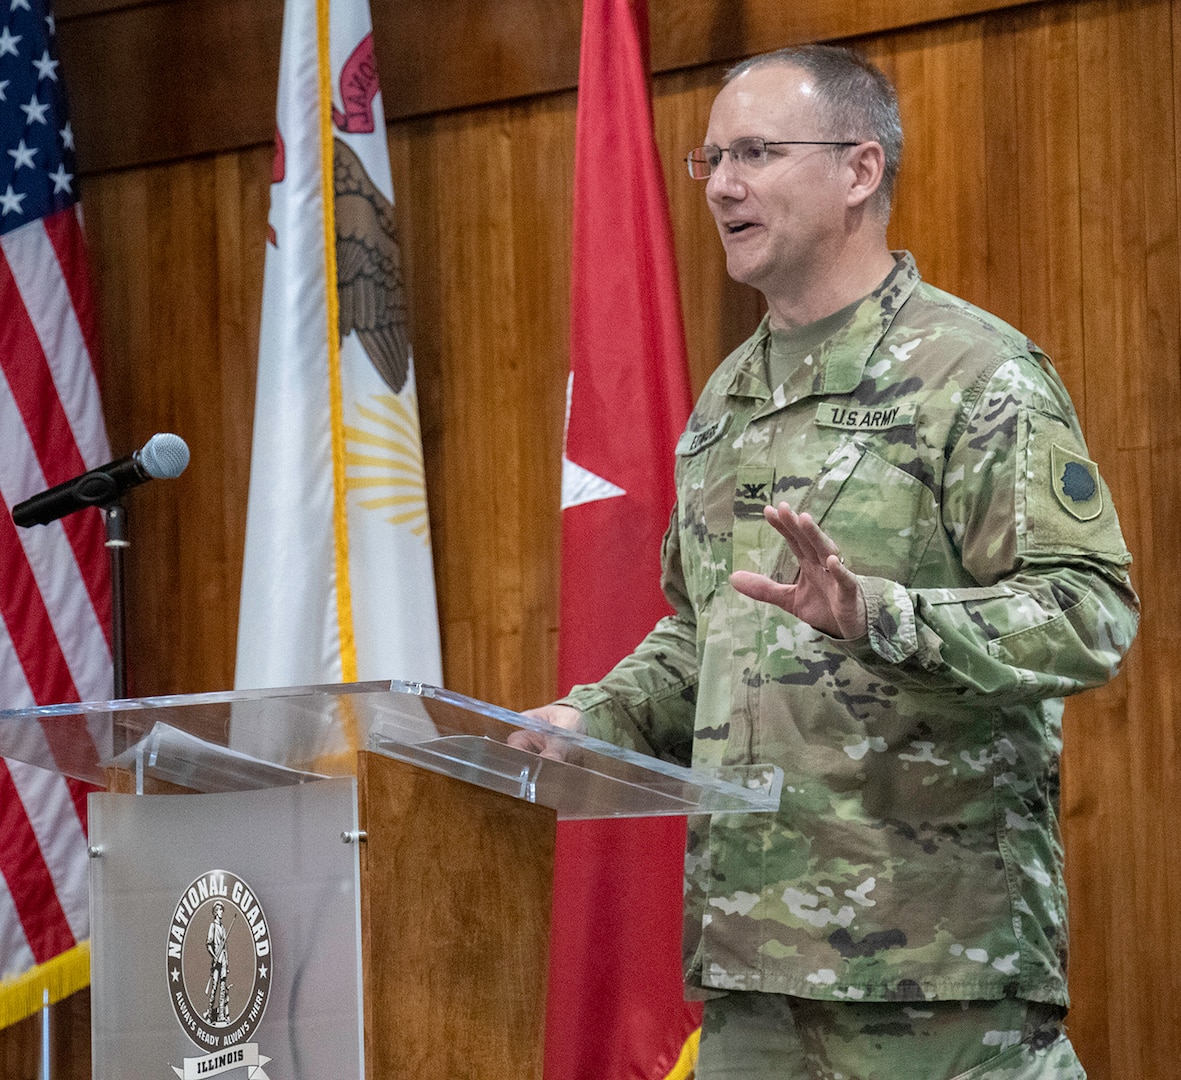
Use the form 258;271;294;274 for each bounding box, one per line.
167;869;273;1067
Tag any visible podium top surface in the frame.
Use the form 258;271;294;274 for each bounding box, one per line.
0;681;781;819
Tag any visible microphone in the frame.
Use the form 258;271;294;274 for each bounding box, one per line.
12;433;190;528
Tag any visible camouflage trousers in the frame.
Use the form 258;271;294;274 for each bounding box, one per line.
696;992;1086;1080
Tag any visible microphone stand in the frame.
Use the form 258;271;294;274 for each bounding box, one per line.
103;500;129;699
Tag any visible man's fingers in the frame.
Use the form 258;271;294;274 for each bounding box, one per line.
794;511;842;568
762;504;814;571
764;504;843;571
730;570;794;606
507;728;572;761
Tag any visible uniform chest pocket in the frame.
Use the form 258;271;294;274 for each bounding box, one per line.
788;439;939;584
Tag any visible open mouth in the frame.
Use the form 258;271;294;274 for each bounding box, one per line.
726;222;756;234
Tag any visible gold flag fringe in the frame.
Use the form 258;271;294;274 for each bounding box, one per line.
0;940;90;1030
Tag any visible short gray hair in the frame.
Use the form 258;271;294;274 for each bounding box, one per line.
726;45;903;212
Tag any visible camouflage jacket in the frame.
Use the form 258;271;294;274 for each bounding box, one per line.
562;253;1139;1005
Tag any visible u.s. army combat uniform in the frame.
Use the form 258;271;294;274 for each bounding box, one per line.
560;253;1138;1075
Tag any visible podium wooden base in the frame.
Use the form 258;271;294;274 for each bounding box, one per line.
358;750;554;1080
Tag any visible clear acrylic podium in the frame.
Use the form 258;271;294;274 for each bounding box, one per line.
0;681;781;1080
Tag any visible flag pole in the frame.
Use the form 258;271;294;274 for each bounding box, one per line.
39;988;49;1080
103;501;129;699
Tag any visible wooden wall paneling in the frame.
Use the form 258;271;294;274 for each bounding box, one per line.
1075;0;1150;446
979;17;1024;327
401;111;483;698
440;106;530;706
0;992;90;1080
1008;2;1085;386
375;0;583;130
1080;1;1179;1074
211;148;269;605
1058;5;1134;1068
392;100;575;711
880;24;995;306
500;96;579;709
82;149;270;696
155;159;234;693
80;168;159;691
53;0;144;16
82;169;149;461
57;0;283;173
142;161;223;692
648;0;1044;76
1070;2;1181;1075
55;0;1055;177
477;99;563;710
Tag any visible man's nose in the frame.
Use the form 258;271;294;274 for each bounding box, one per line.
706;155;745;201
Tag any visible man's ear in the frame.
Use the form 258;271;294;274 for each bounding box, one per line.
845;141;886;209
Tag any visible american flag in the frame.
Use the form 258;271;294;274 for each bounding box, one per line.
0;0;110;1024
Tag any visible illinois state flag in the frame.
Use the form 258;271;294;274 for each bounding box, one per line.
0;0;110;1025
549;1;699;1077
235;0;442;690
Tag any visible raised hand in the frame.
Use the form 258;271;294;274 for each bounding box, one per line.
730;503;868;640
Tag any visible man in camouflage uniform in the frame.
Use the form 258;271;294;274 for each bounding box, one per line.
524;45;1138;1079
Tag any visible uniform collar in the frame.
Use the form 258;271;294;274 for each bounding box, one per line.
725;252;921;408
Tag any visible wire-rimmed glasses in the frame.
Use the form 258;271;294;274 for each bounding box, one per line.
685;137;860;179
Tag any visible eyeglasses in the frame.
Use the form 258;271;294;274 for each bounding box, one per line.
685;136;860;179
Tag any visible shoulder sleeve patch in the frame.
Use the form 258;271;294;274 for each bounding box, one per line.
1050;443;1102;521
1022;410;1128;558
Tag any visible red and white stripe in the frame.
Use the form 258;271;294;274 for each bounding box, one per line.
0;205;110;983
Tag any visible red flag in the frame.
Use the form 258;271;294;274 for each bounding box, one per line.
549;1;699;1077
0;0;110;1026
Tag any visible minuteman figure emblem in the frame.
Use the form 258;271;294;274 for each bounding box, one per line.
167;870;273;1052
205;900;231;1024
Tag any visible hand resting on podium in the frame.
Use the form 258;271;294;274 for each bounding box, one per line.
507;703;585;760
